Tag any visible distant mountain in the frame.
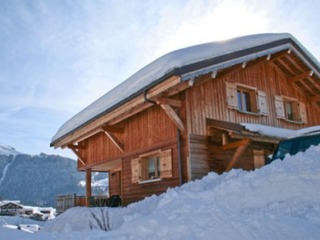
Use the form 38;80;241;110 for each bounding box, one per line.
0;145;108;207
0;144;20;156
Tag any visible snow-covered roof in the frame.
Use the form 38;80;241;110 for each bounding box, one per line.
242;123;320;139
51;33;320;145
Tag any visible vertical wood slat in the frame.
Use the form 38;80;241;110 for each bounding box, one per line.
185;61;320;137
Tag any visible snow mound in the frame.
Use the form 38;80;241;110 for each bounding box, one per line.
41;145;320;240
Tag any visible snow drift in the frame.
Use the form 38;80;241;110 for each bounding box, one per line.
2;144;320;239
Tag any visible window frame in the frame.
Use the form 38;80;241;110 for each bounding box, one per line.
274;95;307;124
226;82;268;115
131;149;172;184
236;86;257;113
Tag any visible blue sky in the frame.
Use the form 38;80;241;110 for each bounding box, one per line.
1;0;320;159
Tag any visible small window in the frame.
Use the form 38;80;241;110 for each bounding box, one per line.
284;99;299;121
226;82;267;114
274;95;307;123
146;156;160;179
237;87;256;112
131;149;172;183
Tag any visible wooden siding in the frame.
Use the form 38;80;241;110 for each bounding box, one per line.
109;170;122;197
186;61;320;136
122;143;181;206
185;60;320;177
188;134;210;180
80;105;177;167
77;104;183;205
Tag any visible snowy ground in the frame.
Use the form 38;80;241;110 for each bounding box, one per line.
1;145;320;239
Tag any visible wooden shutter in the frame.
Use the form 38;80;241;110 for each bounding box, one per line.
131;158;141;183
299;102;308;124
292;101;300;121
159;149;172;178
274;95;285;119
226;82;238;109
257;90;269;115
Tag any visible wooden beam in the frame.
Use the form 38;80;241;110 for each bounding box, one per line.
288;70;312;83
307;94;320;104
222;138;250;150
103;130;124;153
156;98;182;108
229;132;281;144
159;103;185;132
102;125;124;133
224;139;251;172
68;144;86;166
276;57;295;76
85;169;92;206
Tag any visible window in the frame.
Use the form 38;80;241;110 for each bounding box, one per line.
146;156;160;179
237;87;256;112
226;82;268;115
131;149;172;183
274;95;307;123
283;99;300;121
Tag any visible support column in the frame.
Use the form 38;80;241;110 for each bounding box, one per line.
85;169;92;206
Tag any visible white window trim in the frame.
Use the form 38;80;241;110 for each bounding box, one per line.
138;178;163;184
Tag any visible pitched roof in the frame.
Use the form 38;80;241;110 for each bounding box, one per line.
51;33;320;146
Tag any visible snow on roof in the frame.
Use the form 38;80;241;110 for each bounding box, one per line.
242;123;320;139
51;33;320;144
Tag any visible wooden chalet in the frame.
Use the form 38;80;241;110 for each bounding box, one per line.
51;33;320;206
0;201;23;216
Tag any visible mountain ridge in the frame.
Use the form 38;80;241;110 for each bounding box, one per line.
0;144;108;207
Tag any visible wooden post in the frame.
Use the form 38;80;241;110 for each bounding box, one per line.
85;169;92;206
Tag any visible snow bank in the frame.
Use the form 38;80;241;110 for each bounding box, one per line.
2;145;320;239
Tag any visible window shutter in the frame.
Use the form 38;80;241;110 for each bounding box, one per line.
159;149;172;178
292;101;300;121
226;82;238;109
274;95;285;119
131;158;141;183
257;90;269;115
299;102;308;124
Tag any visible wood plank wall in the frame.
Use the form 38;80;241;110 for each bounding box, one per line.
185;61;320;178
121;143;181;206
186;61;320;136
81;105;177;166
188;134;210;180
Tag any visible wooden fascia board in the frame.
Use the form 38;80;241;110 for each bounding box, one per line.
54;75;181;148
229;132;282;144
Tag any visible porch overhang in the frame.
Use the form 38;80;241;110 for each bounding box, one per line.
206;118;284;144
79;158;122;173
